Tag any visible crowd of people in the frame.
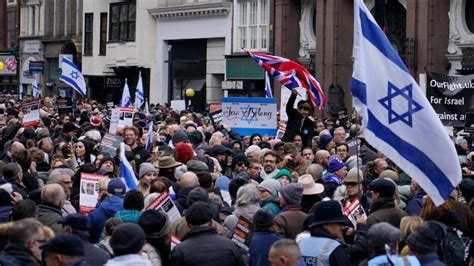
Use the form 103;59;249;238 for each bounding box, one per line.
0;89;473;266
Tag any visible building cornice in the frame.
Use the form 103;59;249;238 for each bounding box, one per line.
148;2;231;20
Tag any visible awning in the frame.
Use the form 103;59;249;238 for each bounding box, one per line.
185;79;206;92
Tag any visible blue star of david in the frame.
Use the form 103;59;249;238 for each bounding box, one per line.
240;105;258;124
70;71;79;80
378;82;423;127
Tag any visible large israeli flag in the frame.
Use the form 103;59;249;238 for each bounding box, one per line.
32;78;40;98
120;79;132;107
134;71;144;109
351;0;461;206
119;142;138;190
59;57;87;97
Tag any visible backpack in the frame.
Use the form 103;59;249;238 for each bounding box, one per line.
429;220;466;266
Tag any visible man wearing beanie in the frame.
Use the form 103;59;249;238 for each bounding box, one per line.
89;179;125;243
322;155;347;198
258;179;282;216
274;183;307;239
366;179;407;228
171;202;243;266
298;200;368;265
228;153;249;180
406;227;444;265
249;208;281;266
106;223;151;265
114;190;144;223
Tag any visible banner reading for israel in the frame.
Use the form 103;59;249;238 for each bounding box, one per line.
222;97;277;136
351;0;461;206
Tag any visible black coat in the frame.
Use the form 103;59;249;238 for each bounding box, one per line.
131;144;150;168
282;93;315;148
0;243;40;266
170;226;245;266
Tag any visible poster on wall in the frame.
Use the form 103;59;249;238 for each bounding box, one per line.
425;72;474;127
222;97;277;136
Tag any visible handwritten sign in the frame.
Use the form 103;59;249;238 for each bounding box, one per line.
222;97;277;136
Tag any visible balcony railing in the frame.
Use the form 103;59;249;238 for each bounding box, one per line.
157;0;231;8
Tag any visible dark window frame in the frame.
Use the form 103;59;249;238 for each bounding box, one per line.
84;13;94;56
99;13;107;55
109;1;136;42
6;11;16;49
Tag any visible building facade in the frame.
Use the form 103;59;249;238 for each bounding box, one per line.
0;0;20;95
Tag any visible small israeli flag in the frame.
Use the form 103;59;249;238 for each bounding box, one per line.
119;142;138;190
134;71;145;109
59;57;87;97
32;78;40;98
120;79;132;107
351;0;461;206
145;122;154;152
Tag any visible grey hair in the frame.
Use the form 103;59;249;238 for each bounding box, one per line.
48;168;75;184
41;183;66;206
368;222;400;251
8;218;44;244
306;164;324;182
236;184;260;206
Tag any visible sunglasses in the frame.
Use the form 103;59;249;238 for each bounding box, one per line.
236;162;248;167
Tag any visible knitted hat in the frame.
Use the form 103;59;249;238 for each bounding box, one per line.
379;169;399;183
328;155;345;172
258;179;282;196
345;168;364;183
253;208;274;228
172;129;189;145
138;209;171;239
319;134;333;149
175;143;194;163
186;187;210;207
107;179;126;196
369;179;395;198
139;163;156;179
41;234;84;256
280;183;304;204
110;223;146;256
368;222;400;250
187;160;209;172
406;227;439;254
274;168;293;183
185;201;213;226
90;116;102;127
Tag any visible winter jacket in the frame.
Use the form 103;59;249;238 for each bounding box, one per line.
249;231;281;266
0;205;12;223
106;254;152;266
418;252;446;266
0;243;40;266
131;144;150;168
261;197;281;216
223;203;260;235
89;195;124;243
170;216;228;240
282;92;315;148
170;226;244;266
81;238;110;266
173;187;195;214
406;191;426;216
274;205;307;239
367;198;407;228
37;203;63;234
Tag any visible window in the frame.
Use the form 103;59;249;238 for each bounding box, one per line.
109;1;136;42
7;11;15;49
84;13;93;55
237;0;269;52
100;13;107;55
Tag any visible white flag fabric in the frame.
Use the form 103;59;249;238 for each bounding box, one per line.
119;142;138;190
145;98;149;114
32;78;40;98
120;79;132;107
19;83;23;100
351;0;461;206
134;71;144;109
59;57;87;97
265;71;273;98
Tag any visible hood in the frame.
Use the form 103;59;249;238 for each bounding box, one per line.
234;203;260;220
101;195;124;216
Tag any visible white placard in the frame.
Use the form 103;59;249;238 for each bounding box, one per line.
171;100;186;111
279;87;307;122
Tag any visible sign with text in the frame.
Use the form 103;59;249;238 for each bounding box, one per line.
79;173;105;214
222;97;277;136
109;107;134;134
99;133;124;157
29;61;45;73
426;72;474;127
21;100;40;127
231;216;255;254
144;191;182;223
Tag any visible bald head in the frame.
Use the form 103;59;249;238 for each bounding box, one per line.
269;239;301;266
41;183;66;206
178;172;199;189
10;141;25;154
315;150;330;167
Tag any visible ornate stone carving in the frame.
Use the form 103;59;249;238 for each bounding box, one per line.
298;0;316;64
149;2;231;20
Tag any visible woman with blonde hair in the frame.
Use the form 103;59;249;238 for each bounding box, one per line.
399;216;425;256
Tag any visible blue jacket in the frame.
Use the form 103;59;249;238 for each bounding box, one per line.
406;191;426;216
89;195;124;243
249;232;281;266
0;205;12;223
418;252;445;266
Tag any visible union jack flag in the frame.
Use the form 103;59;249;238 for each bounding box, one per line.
245;49;326;109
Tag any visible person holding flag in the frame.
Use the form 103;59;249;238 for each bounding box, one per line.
351;0;461;206
59;57;87;97
119;142;138;190
281;88;315;148
120;79;132;107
